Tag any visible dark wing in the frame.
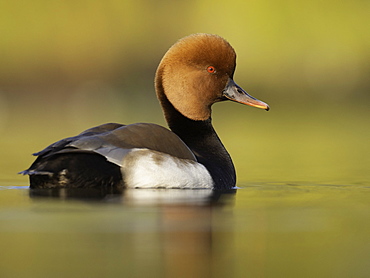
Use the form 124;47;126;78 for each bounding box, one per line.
32;123;125;157
21;122;196;174
67;123;197;165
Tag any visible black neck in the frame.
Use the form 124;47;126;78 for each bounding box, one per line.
159;93;236;189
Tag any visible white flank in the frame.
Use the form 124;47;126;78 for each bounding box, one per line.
121;148;214;189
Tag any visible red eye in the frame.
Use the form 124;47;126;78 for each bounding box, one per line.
207;66;216;73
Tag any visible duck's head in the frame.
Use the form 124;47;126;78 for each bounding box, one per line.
155;33;269;121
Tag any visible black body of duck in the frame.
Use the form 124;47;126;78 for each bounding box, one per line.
20;33;269;190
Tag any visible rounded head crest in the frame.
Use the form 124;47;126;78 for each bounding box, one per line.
156;34;237;121
162;33;236;76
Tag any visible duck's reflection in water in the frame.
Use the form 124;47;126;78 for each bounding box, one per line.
28;187;236;277
29;186;235;204
29;186;124;200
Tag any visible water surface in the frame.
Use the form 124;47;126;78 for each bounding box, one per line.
0;183;369;278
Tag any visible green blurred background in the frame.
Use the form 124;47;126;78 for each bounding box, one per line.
1;0;369;184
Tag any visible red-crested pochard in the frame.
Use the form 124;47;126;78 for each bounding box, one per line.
20;33;269;190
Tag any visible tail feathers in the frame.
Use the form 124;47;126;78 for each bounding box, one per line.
18;169;54;177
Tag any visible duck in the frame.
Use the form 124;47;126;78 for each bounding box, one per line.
20;33;269;190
